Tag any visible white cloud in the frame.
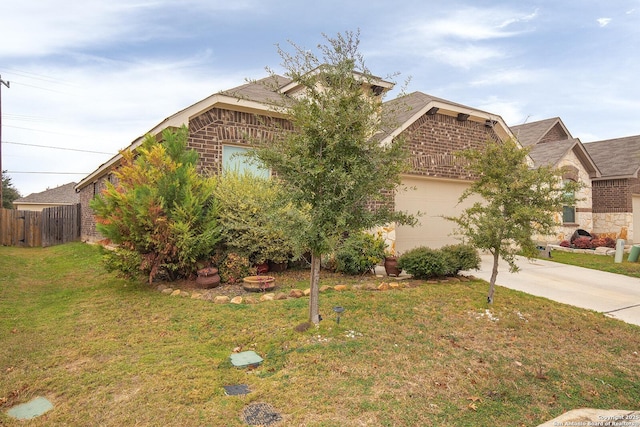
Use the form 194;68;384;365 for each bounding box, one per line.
385;6;539;69
475;96;526;126
469;68;544;86
597;17;612;27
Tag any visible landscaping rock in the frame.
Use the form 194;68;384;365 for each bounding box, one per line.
363;283;379;291
191;292;203;299
244;296;258;304
378;283;390;291
289;289;304;298
170;289;181;296
389;282;402;290
334;285;348;292
320;285;333;292
303;288;311;296
214;296;230;304
274;292;288;301
161;288;174;295
260;293;275;302
230;296;243;304
156;284;168;292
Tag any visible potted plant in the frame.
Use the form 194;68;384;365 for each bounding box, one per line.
383;242;402;277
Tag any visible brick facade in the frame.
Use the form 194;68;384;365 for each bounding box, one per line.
403;113;500;179
79;174;115;241
539;122;568;144
592;178;635;213
187;107;293;175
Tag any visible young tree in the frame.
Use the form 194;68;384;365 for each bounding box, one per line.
90;126;220;283
2;171;21;209
251;31;415;324
447;139;580;303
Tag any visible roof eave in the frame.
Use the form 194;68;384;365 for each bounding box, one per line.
75;94;280;191
380;99;515;146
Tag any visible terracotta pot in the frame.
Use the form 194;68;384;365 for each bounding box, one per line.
242;275;276;292
255;262;269;274
196;267;221;289
384;256;402;277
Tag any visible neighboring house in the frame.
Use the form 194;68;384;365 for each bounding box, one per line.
76;73;513;252
13;182;80;211
584;135;640;243
510;118;601;243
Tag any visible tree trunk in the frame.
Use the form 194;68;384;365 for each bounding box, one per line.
309;251;322;324
487;251;500;304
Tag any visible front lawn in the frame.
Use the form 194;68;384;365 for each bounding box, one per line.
1;243;639;426
545;250;640;278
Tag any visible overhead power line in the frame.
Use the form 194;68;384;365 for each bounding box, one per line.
2;140;113;155
7;171;89;175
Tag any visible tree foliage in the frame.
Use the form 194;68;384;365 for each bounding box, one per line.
1;171;21;209
251;30;415;323
447;139;581;303
90;126;220;283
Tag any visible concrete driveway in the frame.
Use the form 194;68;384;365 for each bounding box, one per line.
466;254;640;327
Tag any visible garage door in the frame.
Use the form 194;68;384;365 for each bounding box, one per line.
395;176;478;253
633;195;640;244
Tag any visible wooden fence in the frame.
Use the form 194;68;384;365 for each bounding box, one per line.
0;204;81;247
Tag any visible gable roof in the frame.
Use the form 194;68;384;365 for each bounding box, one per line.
379;91;514;144
14;182;79;206
584;135;640;179
528;138;601;178
77;76;290;191
510;117;572;147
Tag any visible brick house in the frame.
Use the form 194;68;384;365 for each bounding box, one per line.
510;118;601;243
76;73;513;252
584;135;640;243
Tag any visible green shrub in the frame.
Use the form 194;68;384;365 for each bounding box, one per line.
213;171;309;265
90;126;220;283
216;252;251;284
397;247;448;279
334;232;385;275
440;244;481;275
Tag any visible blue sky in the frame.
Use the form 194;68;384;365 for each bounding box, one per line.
1;0;639;196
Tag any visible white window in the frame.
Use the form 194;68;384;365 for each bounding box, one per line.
222;145;269;178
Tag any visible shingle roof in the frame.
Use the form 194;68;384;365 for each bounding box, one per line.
14;182;79;205
528;138;579;168
511;117;565;147
219;75;292;105
378;91;502;142
584;135;640;178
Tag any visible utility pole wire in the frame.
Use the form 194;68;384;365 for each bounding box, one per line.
2;140;113;155
0;75;10;208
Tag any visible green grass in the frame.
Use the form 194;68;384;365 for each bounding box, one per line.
545;250;640;278
1;243;640;426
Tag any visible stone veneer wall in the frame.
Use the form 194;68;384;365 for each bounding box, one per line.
593;212;633;242
402;113;500;179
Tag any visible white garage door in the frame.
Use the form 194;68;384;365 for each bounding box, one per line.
395;177;477;253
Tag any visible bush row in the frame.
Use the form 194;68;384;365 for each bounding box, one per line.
397;244;481;279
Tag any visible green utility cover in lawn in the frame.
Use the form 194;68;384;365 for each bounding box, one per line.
230;351;263;368
7;396;53;420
